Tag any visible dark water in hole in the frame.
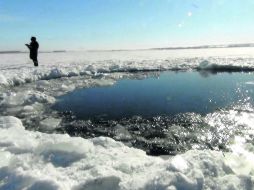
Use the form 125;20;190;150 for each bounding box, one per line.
53;71;254;120
53;71;254;155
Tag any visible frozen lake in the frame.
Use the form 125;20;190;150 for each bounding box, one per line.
1;48;254;189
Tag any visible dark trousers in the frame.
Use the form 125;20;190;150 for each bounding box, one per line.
30;53;38;67
31;57;38;67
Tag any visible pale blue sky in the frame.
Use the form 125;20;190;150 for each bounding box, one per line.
1;0;254;50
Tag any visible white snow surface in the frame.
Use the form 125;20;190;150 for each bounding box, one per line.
0;116;253;190
1;48;254;189
1;48;254;87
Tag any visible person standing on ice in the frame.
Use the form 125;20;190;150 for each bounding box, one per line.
25;36;39;67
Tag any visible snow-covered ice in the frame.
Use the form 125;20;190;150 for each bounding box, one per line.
0;48;254;189
1;48;254;88
0;116;253;190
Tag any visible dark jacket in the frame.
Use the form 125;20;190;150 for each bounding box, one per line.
29;41;39;59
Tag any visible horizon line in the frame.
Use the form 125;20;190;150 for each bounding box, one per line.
1;42;254;53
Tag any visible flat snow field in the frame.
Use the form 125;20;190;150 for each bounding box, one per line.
0;48;254;189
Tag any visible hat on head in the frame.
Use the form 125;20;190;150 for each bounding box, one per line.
31;36;36;41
